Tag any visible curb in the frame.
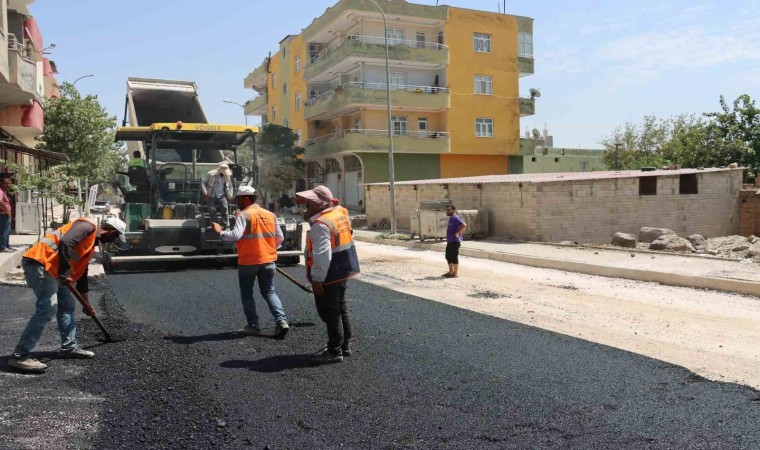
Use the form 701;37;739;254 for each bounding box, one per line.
354;234;760;297
0;245;30;281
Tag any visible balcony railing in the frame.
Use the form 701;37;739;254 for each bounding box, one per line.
307;35;447;67
305;128;450;158
306;128;450;146
519;97;535;116
304;82;449;119
244;90;268;115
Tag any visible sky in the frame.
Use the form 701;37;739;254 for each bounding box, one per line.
32;0;759;149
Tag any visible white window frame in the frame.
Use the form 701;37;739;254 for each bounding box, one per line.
272;73;277;88
272;106;277;122
475;118;493;138
387;28;404;45
416;31;426;49
417;117;428;137
295;55;301;73
283;118;289;128
518;32;533;58
295;92;302;110
474;75;493;95
296;129;302;146
389;71;407;87
391;115;407;135
473;32;492;53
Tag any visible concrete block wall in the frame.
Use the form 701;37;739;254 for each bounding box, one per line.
536;171;742;243
739;189;760;237
365;170;742;243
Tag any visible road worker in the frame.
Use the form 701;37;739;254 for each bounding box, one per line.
8;216;126;373
214;186;290;338
297;185;360;365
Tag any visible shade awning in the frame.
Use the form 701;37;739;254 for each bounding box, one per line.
0;141;69;162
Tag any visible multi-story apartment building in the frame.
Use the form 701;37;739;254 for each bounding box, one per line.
0;0;64;232
243;0;534;208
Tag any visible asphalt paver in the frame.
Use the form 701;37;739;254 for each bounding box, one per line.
4;266;760;449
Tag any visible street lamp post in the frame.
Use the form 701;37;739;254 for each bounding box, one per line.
72;74;94;86
222;99;248;126
368;0;397;235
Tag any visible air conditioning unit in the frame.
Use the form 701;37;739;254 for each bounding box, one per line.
314;120;323;128
308;44;321;53
309;90;320;98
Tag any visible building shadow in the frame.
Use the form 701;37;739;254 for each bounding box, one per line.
220;354;314;373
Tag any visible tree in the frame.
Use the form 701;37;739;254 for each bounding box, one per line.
601;115;669;170
703;95;759;172
36;82;124;187
255;124;305;196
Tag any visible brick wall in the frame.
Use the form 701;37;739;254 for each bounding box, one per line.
739;189;760;237
365;170;742;243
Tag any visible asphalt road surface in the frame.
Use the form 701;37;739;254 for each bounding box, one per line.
11;264;760;449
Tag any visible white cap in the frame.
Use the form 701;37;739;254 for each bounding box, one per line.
101;216;127;243
235;186;257;197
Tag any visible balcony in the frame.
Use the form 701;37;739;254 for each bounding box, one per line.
0;44;39;105
519;55;534;77
244;90;268;115
305;82;450;120
305;35;448;81
519;98;535;117
243;58;269;91
305;129;450;159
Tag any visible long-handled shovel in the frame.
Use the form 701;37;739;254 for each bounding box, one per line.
66;283;119;343
276;267;313;293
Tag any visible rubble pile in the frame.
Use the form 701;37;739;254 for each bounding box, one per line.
610;227;760;262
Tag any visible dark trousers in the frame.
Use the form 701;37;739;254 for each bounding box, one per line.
314;280;351;355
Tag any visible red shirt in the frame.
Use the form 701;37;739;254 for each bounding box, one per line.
0;187;11;216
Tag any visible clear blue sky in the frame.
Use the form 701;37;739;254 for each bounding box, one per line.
33;0;758;148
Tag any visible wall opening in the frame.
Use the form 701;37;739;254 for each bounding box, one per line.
679;174;698;194
639;177;657;195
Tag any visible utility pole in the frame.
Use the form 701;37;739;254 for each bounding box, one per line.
614;142;621;170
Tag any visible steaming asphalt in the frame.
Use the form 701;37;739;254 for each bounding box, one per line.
46;265;760;448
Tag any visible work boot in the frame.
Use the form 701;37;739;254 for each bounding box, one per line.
237;325;262;337
274;321;290;339
341;343;352;357
58;348;95;359
310;350;343;366
8;357;47;373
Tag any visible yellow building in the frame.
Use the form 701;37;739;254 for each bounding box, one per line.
243;0;534;208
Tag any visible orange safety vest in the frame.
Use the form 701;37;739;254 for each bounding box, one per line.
23;218;97;281
237;204;278;265
306;208;360;285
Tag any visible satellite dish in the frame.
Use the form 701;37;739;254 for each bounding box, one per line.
529;88;541;99
532;128;541;139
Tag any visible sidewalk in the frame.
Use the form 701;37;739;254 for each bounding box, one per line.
353;230;760;297
0;234;39;282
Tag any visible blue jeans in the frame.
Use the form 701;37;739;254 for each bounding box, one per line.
0;214;10;249
13;260;78;358
238;262;287;329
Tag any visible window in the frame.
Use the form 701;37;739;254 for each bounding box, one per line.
272;106;277;122
475;118;493;137
679;174;698;194
389;72;407;87
354;118;362;129
283;118;289;128
437;32;444;47
272;73;277;88
418;117;428;137
391;116;407;135
518;32;533;57
295;92;302;110
531;157;537;162
554;157;559;162
639;177;657;195
580;161;590;172
416;32;426;49
473;32;492;53
474;75;493;95
296;129;302;146
387;28;404;45
283;83;287;94
295;56;301;73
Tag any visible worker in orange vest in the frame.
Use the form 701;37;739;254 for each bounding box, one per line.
214;186;290;338
8;216;126;373
297;185;360;365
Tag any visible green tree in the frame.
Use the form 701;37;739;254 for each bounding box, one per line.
703;94;759;172
601;115;669;170
255;124;305;195
36;82;124;185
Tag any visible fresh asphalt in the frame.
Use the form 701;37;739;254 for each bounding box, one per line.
4;264;760;449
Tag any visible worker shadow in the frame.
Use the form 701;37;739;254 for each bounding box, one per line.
220;354;314;373
416;276;447;281
163;332;246;345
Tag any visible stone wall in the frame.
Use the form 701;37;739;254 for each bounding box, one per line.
365;169;742;243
